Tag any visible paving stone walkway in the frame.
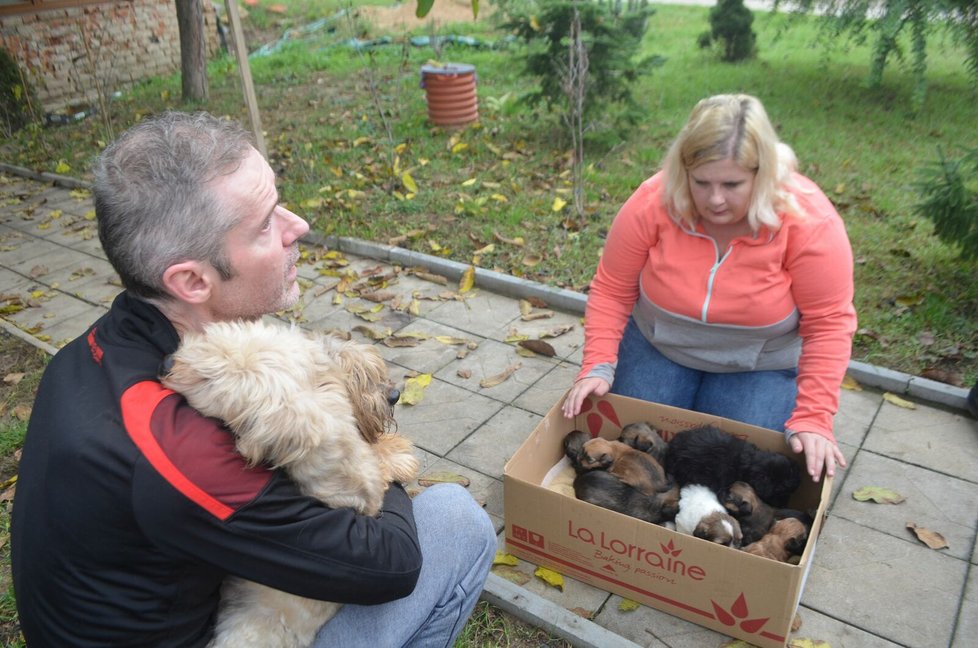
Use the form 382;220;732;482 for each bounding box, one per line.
1;169;975;648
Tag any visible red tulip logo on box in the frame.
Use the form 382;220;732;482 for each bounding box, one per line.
711;593;769;634
660;539;682;557
580;397;622;436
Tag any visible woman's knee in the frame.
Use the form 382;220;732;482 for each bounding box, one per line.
414;483;495;549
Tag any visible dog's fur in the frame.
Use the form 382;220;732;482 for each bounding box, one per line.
664;425;801;508
573;470;679;525
161;319;419;648
742;517;809;562
562;429;592;474
675;484;743;548
618;421;669;464
722;481;776;545
579;437;672;497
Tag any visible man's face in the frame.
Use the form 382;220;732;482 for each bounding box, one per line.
208;147;309;321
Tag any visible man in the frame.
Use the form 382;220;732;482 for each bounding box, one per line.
11;112;496;647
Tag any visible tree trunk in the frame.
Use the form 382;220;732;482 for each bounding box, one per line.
175;0;209;103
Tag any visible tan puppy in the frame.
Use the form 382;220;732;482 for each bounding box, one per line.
743;518;809;562
161;319;419;648
580;437;671;497
618;421;669;463
722;481;776;545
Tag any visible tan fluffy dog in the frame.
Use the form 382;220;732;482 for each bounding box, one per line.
743;518;809;562
161;319;419;648
580;437;671;497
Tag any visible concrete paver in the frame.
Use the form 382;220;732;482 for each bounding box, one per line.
1;169;976;648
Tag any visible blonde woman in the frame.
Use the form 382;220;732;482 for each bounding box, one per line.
562;94;856;483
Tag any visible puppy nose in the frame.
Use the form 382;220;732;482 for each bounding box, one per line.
387;388;400;406
159;354;175;376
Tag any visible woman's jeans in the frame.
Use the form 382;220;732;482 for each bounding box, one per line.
612;317;797;431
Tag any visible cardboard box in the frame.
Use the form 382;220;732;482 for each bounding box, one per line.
503;392;831;648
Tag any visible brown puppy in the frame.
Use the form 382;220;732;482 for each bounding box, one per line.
580;437;671;497
722;481;775;545
618;421;669;464
743;518;809;562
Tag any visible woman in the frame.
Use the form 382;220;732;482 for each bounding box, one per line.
562;94;856;482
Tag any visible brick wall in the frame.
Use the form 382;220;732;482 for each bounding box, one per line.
1;0;221;114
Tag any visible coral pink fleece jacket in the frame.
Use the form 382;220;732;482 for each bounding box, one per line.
580;171;856;442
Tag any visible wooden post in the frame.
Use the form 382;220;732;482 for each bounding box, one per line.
224;0;266;157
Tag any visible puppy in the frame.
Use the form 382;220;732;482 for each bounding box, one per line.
722;481;776;545
743;517;809;562
675;484;743;548
573;470;679;525
580;437;672;497
562;429;591;474
618;421;669;463
664;425;801;507
161;319;419;648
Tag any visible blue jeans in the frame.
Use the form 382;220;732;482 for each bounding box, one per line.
612;318;798;431
312;483;496;648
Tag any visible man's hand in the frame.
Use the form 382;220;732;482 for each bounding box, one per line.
788;431;846;482
561;377;611;418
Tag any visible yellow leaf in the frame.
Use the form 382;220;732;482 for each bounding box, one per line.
852;486;905;504
301;197;323;208
493;551;519;567
451;142;469;154
530;15;541;31
408;299;421;316
491;193;508;203
399;373;433;405
534;566;564;591
882;392;917;409
435;336;471;345
522;254;542;267
394;143;408;154
84;210;96;221
474;243;495;255
618;599;641;612
352;136;372;147
459;266;476;293
70;188;91;199
841;374;862;391
788;639;832;648
461;178;477;187
504;333;529;344
49;209;62;219
402;172;418;194
519;299;532;317
429;240;442;252
552;197;567;212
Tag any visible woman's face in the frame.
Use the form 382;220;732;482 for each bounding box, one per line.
687;157;755;227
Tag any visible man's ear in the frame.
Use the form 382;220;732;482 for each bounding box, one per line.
162;261;213;304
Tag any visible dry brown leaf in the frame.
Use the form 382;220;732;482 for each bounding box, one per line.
521;310;555;321
29;265;49;278
456;349;470;360
382;336;422;348
570;607;594;620
920;367;963;387
791;612;803;632
352;325;389;341
906;522;949;549
360;290;396;303
435;336;471;346
492;564;531;585
418;471;471;487
12;405;31;421
480;362;521;388
457;368;472;379
415;271;448;285
538;323;574;338
519;299;532;317
518;339;556;357
0;483;15;503
788;639;832;648
3;372;25;385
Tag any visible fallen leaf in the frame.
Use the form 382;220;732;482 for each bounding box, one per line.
788;639;832;648
618;599;640;612
480;363;521;388
906;522;949;550
457;368;472;379
522;254;542;267
538;324;574;338
791;612;803;632
552;197;567;212
518;339;556;357
493;551;519;566
492;564;531;585
852;486;905;504
435;336;472;346
882;392;917;409
920;367;963;387
504;333;529;344
418;471;471;487
3;372;24;385
570;607;594;619
12;405;31;421
29;265;49;278
402;172;418;194
399;373;432;405
352;325;389;341
518;299;532;317
360;290;396;303
459;266;476;293
521;310;554;321
54;159;71;174
534;566;564;591
382;336;422;348
841;374;862;391
414;271;448;285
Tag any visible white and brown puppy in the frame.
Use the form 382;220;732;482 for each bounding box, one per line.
161;319;419;648
579;437;672;497
675;484;743;548
743;517;809;562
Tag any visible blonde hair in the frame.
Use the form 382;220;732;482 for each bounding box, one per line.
662;94;802;231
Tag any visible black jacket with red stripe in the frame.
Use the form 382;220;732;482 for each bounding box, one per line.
11;292;422;647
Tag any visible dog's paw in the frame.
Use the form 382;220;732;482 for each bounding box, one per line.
375;434;420;483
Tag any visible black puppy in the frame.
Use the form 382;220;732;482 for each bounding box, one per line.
562;429;591;474
573;470;679;525
665;425;801;508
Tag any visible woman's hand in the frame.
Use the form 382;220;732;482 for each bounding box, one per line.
788;431;847;482
562;377;611;418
